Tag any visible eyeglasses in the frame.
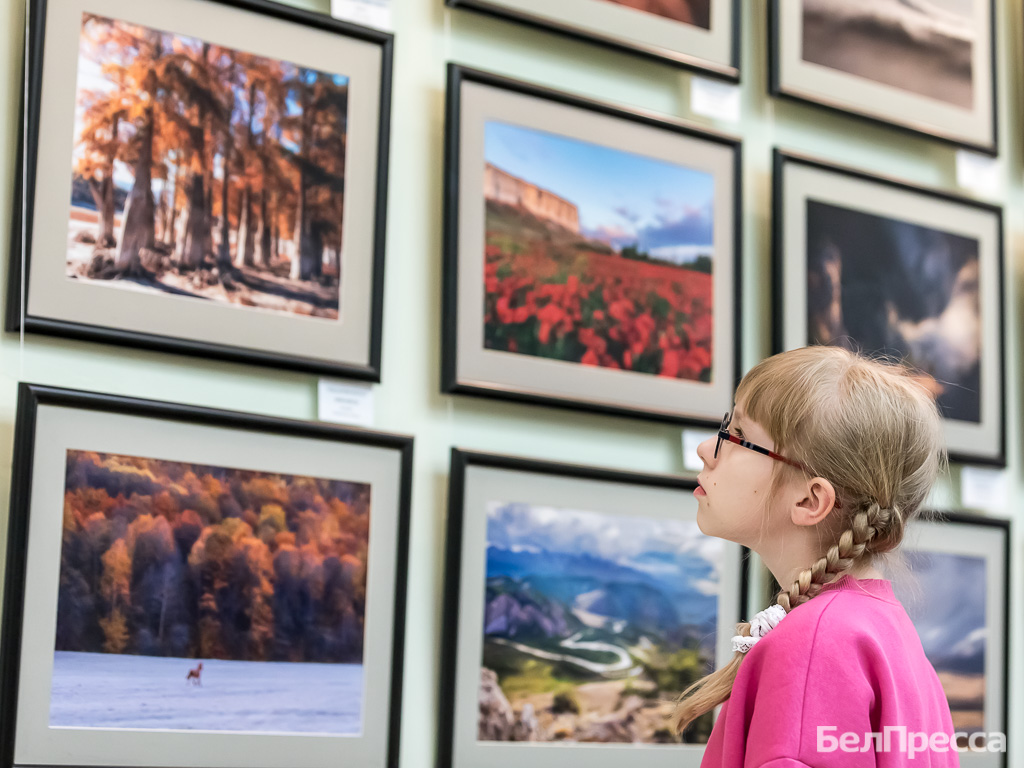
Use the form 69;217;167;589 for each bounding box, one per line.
715;412;808;472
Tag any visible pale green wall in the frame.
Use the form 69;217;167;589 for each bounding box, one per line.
0;0;1020;762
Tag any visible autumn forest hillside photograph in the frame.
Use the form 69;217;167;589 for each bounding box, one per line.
68;13;348;320
50;449;371;734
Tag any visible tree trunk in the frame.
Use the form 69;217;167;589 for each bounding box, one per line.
235;185;254;268
90;111;121;249
162;161;180;247
176;46;213;270
218;147;233;271
164;201;177;248
202;150;214;261
175;184;193;264
176;174;207;268
216;49;237;273
254;190;270;267
88;177;117;248
234;80;258;269
115;108;156;273
155;185;168;244
270;222;279;267
290;173;308;281
310;221;323;280
100;179;115;247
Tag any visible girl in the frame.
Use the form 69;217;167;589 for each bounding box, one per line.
677;346;959;766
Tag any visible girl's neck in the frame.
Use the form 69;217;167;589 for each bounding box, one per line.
845;563;886;580
770;561;885;590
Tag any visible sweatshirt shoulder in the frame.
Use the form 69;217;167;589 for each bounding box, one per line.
751;589;887;656
766;591;841;637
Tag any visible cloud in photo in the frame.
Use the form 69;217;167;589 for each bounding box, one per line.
486;501;722;582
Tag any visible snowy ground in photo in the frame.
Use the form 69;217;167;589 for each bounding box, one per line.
49;651;364;734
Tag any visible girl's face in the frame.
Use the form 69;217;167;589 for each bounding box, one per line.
694;406;782;549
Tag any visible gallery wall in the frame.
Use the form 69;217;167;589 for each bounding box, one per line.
0;0;1020;763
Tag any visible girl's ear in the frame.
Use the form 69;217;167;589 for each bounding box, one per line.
790;477;838;527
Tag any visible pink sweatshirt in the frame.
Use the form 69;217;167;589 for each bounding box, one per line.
700;575;960;767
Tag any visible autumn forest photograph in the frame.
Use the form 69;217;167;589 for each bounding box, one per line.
50;449;371;734
68;13;348;319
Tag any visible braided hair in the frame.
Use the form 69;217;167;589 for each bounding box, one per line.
672;346;945;737
776;501;894;610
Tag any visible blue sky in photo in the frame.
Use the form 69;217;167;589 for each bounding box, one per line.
485;120;715;263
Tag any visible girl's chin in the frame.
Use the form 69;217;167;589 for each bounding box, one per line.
695;510;737;546
695;508;709;534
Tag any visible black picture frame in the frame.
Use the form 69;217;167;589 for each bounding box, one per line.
7;0;393;380
772;149;1006;467
0;383;412;768
896;511;1009;765
438;448;749;765
443;64;743;428
446;0;740;80
768;0;998;154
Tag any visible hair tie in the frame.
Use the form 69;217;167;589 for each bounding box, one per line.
731;604;787;653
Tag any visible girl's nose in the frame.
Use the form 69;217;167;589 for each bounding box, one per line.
695;435;715;467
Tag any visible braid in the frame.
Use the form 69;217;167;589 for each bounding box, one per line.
776;502;888;611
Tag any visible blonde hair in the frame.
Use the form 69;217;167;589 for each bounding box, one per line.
672;345;946;735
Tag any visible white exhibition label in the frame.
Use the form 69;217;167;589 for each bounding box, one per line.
317;379;375;427
330;0;392;30
690;77;741;123
960;465;1008;511
682;428;715;472
955;149;1000;197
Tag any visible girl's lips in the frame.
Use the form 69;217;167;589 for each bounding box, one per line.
694;484;706;497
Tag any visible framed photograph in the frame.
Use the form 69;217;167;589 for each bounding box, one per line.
443;65;741;427
772;150;1005;466
769;0;997;153
7;0;393;379
0;384;412;768
897;512;1009;765
438;449;747;767
445;0;739;79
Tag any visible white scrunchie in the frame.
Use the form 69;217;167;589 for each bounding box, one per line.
731;604;788;654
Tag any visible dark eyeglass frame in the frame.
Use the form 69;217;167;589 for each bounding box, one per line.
715;412;809;472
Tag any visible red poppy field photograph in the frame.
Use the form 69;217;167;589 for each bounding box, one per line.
600;0;711;29
482;121;715;382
